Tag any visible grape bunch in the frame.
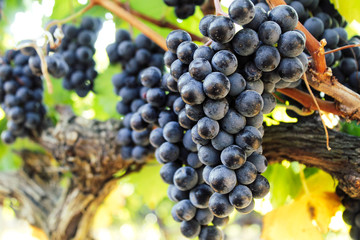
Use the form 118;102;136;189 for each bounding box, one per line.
140;67;226;239
266;0;360;101
337;186;360;240
155;1;312;237
198;1;308;93
26;46;69;81
107;30;165;162
251;0;348;69
46;17;102;97
326;34;360;95
163;0;205;19
0;50;46;144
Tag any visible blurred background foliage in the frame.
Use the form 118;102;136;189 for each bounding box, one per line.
0;0;358;239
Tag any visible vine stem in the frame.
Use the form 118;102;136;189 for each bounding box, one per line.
276;103;314;116
266;0;327;76
45;2;95;31
268;0;360;120
303;73;331;150
324;43;360;55
15;42;53;93
214;0;228;16
94;0;168;50
276;88;342;116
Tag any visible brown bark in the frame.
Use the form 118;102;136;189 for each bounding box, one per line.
0;108;144;240
0;111;359;239
263;118;360;198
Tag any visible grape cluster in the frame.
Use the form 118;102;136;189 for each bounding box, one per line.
156;1;313;237
142;67;226;239
107;30;165;161
0;50;46;144
266;0;360;100
337;186;360;240
163;0;205;19
326;33;360;95
199;2;308;93
278;0;348;69
46;17;102;97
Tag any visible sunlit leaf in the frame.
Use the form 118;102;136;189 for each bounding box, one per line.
263;170;340;240
330;0;360;23
262;192;340;240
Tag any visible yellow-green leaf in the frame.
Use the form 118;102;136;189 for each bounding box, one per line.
262;192;340;240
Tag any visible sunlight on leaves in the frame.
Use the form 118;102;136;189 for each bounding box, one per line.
263;171;341;240
263;192;340;240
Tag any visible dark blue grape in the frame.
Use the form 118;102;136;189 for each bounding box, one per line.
168;184;189;202
195;208;214;225
180;79;206;105
228;73;246;97
231;28;260;56
163;121;183;143
254;45;281;72
235;161;257;185
248;175;270;198
158;110;177;128
235;90;263;117
183;130;197;152
166;30;192;53
160;162;182;184
1;130;16;144
203;72;230;100
209;165;237;194
236;198;255;213
211;50;238;76
159;142;180;162
199;15;216;37
180;219;201;238
235;126;263;154
174;166;198;191
198;145;221;166
170;59;188;80
268;5;298;32
303;17;324;39
209;192;234;218
187;152;203;169
186;104;205;121
175;4;195;19
190;184;214;208
177;41;198;64
193;46;215;61
164;51;177;68
220;145;246;169
228;0;255;25
243;6;267;30
211;131;234;151
208;16;235;44
174;199;196;221
189;58;212;81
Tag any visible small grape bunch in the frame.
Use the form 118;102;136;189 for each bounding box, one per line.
164;0;205;19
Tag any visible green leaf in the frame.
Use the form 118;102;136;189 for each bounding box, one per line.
92;65;121;120
263;162;302;208
340;121;360;137
123;161;168;210
330;0;360;23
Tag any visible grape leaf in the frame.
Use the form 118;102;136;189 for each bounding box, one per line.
263;163;302;208
262;192;340;240
262;171;340;240
124;162;168;209
330;0;360;23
